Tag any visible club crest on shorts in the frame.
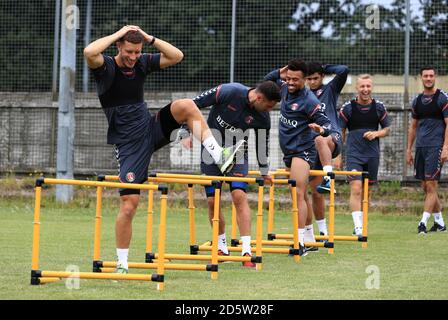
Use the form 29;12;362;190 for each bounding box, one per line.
291;103;299;111
126;172;135;182
245;115;254;124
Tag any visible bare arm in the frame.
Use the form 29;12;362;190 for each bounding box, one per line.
363;127;390;141
279;66;288;81
136;27;183;69
441;118;448;162
83;25;139;69
406;118;417;166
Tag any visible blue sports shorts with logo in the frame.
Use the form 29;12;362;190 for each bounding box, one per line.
414;146;443;181
283;147;317;169
114;104;179;196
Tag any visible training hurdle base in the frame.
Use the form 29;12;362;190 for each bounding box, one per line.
260;169;369;250
30;178;169;291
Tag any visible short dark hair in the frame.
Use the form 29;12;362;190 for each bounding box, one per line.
307;61;324;75
287;59;308;75
420;66;436;75
119;30;144;44
256;81;281;102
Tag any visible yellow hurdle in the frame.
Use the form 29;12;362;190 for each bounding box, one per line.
253;169;369;250
99;175;223;280
30;178;168;290
102;175;264;272
155;172;266;268
153;173;307;264
196;177;303;262
102;174;270;276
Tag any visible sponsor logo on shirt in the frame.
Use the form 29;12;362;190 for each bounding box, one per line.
216;115;237;132
279;113;298;128
126;172;135;182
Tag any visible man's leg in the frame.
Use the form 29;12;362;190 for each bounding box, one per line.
206;195;228;254
303;191;318;251
422;180;445;231
315;135;336;193
231;189;251;252
115;194;140;271
349;180;363;236
430;186;446;231
423;147;446;232
114;135;152;273
169;99;244;173
289;157;311;250
309;177;327;235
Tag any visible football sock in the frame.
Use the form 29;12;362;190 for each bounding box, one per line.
241;236;252;256
203;136;223;164
218;233;229;254
433;212;445;227
420;211;431;226
116;248;129;270
316;218;328;235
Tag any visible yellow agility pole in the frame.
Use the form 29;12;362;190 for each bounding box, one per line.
230;239;328;247
290;181;301;262
30;183;42;274
188;184;197;253
156;172;259;184
275;234;360;242
93;184;103;263
255;180;264;270
210;181;221;280
146;181;154;255
101;261;211;271
230;204;237;246
362;174;369;248
328;173;336;254
267;183;275;236
30;177;168;289
155;188;168;291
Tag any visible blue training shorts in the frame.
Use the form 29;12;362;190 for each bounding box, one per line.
414;146;443;181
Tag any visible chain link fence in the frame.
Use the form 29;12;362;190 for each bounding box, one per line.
0;0;447;179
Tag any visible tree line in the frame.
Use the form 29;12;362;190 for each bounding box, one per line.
0;0;446;91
